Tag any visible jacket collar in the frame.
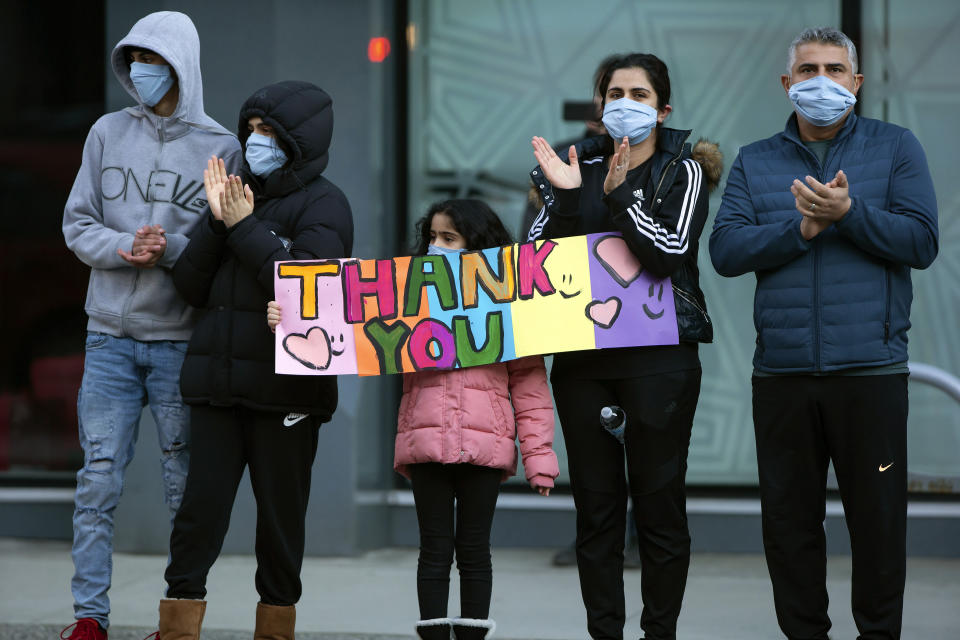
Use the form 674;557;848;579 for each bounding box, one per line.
122;106;193;142
650;127;692;184
655;127;693;157
782;111;858;146
572;127;692;161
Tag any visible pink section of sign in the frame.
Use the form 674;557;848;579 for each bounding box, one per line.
275;260;358;375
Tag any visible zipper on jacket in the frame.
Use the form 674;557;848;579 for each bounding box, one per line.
158;119;166;156
813;244;822;370
672;285;711;324
811;138;848;369
120;118;164;337
120;270;140;337
811;151;831;370
802;136;844;372
652;146;685;204
883;268;891;344
813;154;825;370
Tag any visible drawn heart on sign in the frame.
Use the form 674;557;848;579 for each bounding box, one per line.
593;235;643;288
283;326;332;370
585;297;622;329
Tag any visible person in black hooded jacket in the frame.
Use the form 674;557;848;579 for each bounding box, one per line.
153;80;353;640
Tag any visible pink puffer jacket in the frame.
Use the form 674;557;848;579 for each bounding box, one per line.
394;356;559;488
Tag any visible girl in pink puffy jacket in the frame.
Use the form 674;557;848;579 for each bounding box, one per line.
267;199;558;640
398;200;558;640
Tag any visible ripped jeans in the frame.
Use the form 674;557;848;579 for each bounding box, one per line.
71;332;190;628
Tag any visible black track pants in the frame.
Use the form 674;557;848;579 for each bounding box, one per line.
165;404;320;605
753;374;908;640
551;368;701;640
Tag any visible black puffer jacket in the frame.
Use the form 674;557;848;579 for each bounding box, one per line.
173;81;353;420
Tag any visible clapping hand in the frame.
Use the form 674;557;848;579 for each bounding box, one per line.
118;224;165;268
603;136;630;195
220;175;255;228
792;170;852;240
531;136;582;190
203;155;229;220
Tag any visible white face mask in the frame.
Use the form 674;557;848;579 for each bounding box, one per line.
129;62;174;107
788;75;857;127
245;132;288;177
601;98;658;145
427;244;465;256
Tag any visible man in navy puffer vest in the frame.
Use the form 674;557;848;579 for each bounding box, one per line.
710;27;938;640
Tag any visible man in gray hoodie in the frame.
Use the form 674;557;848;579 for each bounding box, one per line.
61;11;240;639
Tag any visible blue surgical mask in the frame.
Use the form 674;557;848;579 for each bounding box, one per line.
601;98;659;145
245;132;288;177
129;62;175;107
788;75;857;127
427;244;465;256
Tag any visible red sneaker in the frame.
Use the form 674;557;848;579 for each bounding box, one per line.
60;618;107;640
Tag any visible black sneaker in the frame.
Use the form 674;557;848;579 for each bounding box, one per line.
551;542;577;567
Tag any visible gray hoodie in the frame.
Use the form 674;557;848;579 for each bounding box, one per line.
63;11;241;341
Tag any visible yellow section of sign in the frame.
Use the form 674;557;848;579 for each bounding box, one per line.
510;236;595;357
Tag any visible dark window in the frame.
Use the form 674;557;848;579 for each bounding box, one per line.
0;2;105;480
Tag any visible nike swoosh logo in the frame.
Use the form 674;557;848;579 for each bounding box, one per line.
879;462;894;472
283;413;309;427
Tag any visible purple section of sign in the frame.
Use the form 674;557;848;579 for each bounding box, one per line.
585;233;679;348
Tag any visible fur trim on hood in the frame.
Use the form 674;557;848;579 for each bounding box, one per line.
692;138;724;192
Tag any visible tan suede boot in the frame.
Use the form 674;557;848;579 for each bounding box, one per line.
158;598;206;640
254;602;296;640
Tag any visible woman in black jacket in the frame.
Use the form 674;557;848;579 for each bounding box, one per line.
154;81;353;640
528;54;721;640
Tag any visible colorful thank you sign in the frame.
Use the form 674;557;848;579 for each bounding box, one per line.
274;233;678;376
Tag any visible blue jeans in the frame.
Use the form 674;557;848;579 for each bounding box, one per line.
71;333;190;628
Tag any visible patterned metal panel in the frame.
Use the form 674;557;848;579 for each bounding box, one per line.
406;0;958;486
862;0;960;484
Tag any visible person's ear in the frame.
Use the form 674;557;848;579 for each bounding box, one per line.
781;74;792;96
657;104;672;124
852;73;864;95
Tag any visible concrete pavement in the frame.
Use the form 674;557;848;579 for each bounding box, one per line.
1;538;959;639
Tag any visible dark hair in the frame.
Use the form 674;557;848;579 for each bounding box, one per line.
595;52;671;110
592;54;620;98
124;46;158;66
412;199;513;255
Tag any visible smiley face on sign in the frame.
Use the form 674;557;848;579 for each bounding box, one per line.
643;282;666;320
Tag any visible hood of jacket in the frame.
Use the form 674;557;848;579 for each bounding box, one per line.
238;80;334;199
110;11;231;136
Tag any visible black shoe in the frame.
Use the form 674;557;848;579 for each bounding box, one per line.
551;542;577;567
